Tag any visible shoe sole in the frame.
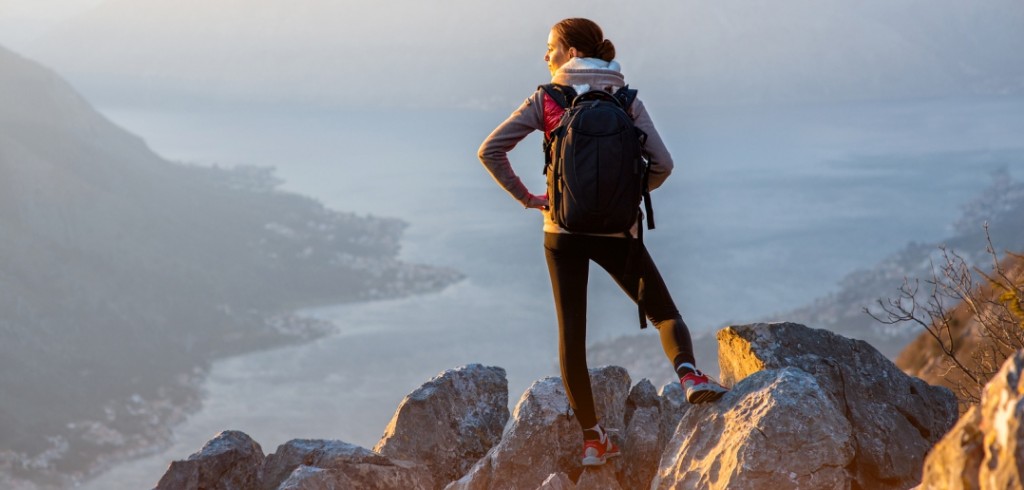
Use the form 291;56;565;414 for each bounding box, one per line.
581;456;605;466
688;388;727;404
581;452;621;467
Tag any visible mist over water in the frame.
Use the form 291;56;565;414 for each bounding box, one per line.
79;94;1024;489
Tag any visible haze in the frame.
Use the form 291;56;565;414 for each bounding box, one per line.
2;2;1024;489
5;0;1023;110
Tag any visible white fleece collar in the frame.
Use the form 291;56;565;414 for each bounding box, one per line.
558;57;622;73
552;57;626;96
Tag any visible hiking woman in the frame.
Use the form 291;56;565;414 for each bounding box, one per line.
477;18;727;467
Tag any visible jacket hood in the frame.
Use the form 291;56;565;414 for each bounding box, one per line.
551;57;626;95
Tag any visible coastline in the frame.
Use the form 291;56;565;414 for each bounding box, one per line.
1;269;462;490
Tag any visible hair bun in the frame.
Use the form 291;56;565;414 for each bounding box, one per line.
597;39;616;62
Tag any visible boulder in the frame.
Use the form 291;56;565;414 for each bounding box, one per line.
375;364;509;489
154;430;264;490
447;366;630;490
275;465;352;490
718;322;958;490
575;464;624;490
919;350;1024;489
917;405;983;490
260;439;433;490
658;381;688;445
536;472;575;490
621;379;663;490
653;368;855;489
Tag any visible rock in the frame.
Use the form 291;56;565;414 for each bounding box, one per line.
917;405;983;490
447;366;630;490
621;379;663;490
375;364;509;489
653;368;855;490
154;430;264;490
576;464;624;490
658;382;688;446
978;350;1024;488
919;350;1024;489
276;465;353;490
536;472;575;490
718;322;958;490
260;439;433;490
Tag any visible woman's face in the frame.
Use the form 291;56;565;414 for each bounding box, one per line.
545;29;576;76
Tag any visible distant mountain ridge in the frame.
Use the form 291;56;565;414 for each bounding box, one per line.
0;45;460;488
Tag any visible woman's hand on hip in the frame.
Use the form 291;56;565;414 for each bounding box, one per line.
525;193;549;211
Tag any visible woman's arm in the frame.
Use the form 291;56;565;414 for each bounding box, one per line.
477;90;546;207
630;98;675;191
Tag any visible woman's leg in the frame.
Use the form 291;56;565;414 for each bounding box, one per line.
589;237;696;372
543;233;598;430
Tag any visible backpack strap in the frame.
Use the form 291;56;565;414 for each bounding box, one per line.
614;86;639;115
539;84;576;175
538;83;576;110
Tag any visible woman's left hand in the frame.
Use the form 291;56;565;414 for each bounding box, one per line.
525;193;549;210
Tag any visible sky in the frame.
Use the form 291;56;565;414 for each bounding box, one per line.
0;0;104;46
2;0;1023;111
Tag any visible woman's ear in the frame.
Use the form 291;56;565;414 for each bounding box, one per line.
568;47;579;58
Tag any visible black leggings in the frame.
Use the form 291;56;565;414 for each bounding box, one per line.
543;232;696;430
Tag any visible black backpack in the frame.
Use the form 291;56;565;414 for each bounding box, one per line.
540;83;656;328
541;84;655;235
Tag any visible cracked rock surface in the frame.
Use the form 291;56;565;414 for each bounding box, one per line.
653;367;854;489
716;322;958;490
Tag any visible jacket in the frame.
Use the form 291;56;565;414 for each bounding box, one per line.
477;57;675;235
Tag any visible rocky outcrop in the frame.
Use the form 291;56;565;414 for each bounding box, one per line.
717;322;959;490
918;350;1024;489
447;366;631;490
575;465;624;490
654;367;855;489
374;364;509;489
260;439;432;490
534;466;623;490
154;324;992;490
154;430;264;490
658;382;688;450
276;465;352;489
621;379;664;490
536;472;575;490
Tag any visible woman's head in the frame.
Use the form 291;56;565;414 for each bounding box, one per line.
546;18;616;75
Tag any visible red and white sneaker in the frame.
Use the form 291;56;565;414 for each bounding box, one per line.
581;425;620;467
681;369;729;404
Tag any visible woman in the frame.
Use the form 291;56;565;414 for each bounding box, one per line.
477;18;727;467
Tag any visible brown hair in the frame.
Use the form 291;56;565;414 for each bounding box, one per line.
552;18;615;62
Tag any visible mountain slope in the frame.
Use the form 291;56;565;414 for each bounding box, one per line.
0;45;460;486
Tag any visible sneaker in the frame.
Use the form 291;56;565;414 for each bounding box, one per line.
681;370;729;404
581;425;620;466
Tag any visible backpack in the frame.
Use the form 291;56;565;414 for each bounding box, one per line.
540;83;656;328
540;84;655;235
